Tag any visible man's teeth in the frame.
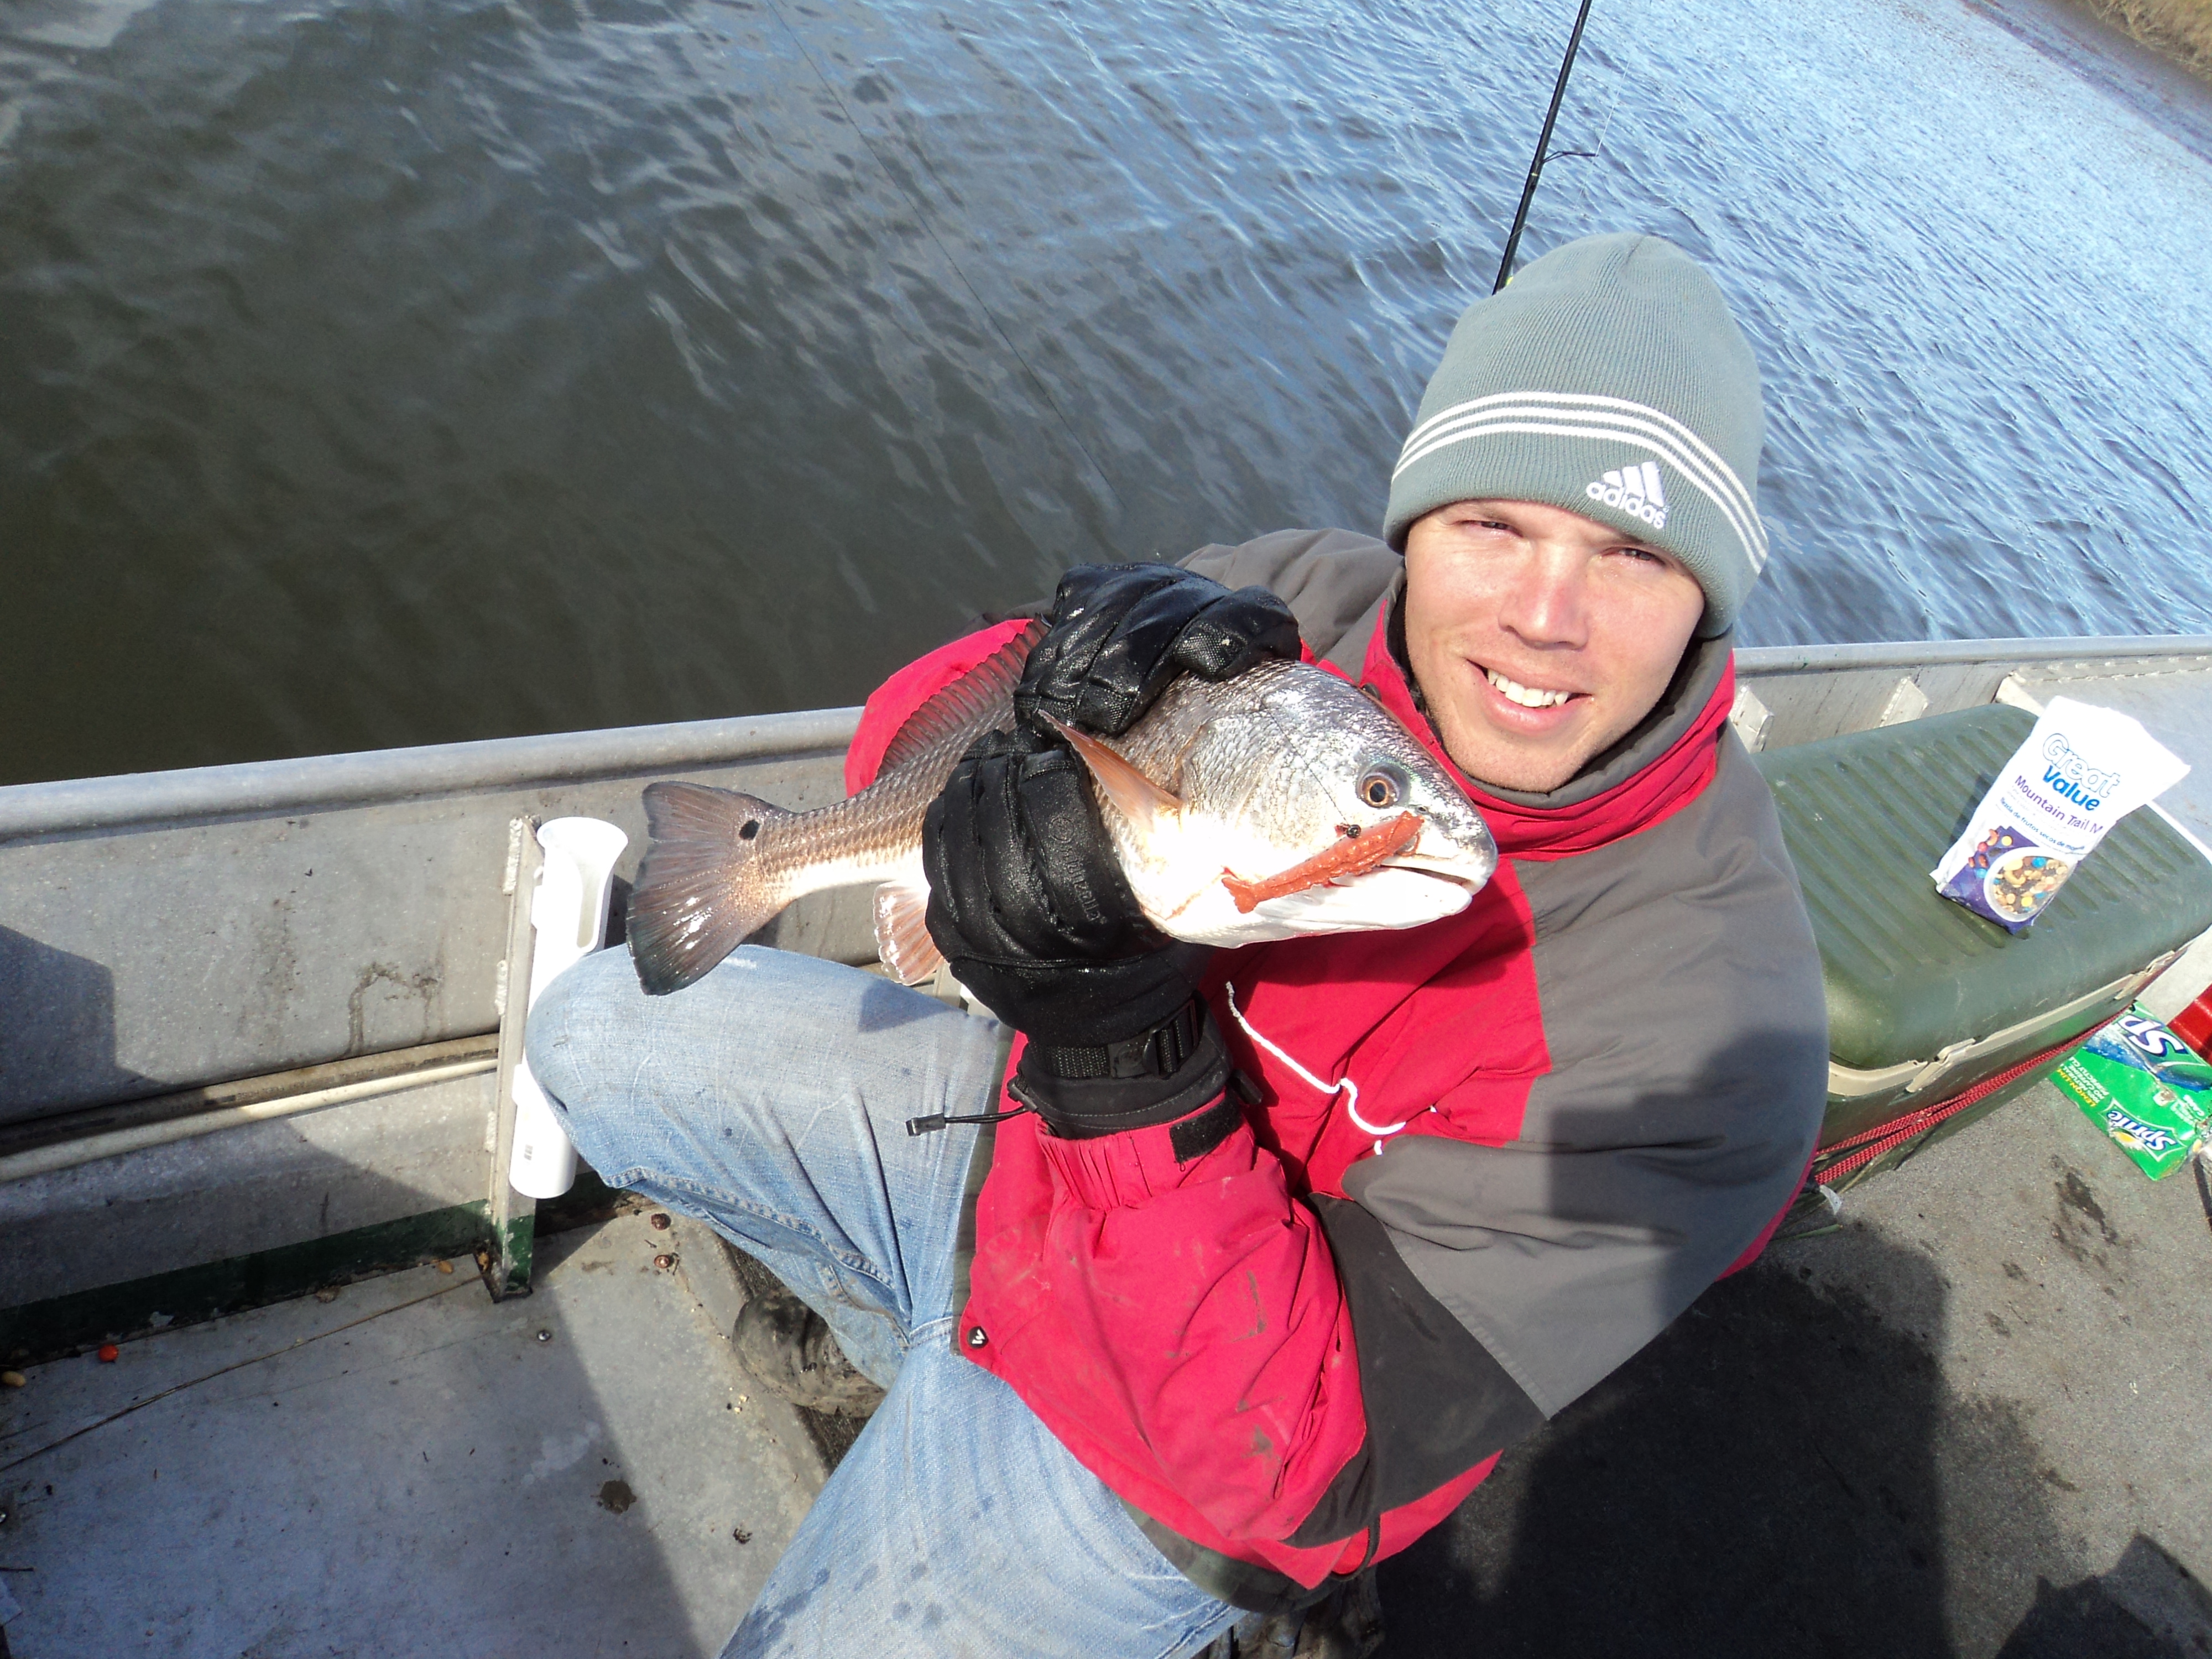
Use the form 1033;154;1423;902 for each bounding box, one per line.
1486;669;1573;708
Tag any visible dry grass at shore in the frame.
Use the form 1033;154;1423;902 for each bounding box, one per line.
2080;0;2212;77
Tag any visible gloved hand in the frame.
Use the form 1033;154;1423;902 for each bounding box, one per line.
1013;563;1304;738
921;562;1292;1140
924;724;1229;1139
925;723;1204;1046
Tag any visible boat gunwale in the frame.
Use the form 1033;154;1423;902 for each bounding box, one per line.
0;705;865;839
6;630;2212;841
1732;633;2212;674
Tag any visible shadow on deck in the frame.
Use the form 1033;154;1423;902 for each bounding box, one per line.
1380;1081;2212;1659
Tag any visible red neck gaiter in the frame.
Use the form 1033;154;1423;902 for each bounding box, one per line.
1354;601;1736;862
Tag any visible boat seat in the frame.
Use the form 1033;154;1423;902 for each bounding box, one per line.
1752;703;2212;1162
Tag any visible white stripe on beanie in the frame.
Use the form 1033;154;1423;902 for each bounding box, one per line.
1393;390;1768;573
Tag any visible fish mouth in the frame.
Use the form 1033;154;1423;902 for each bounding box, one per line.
1376;851;1496;895
1379;813;1499;894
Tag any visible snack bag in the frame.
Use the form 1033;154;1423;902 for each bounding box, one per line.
2049;1005;2212;1179
1931;697;2188;932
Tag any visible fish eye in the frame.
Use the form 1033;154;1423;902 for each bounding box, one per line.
1357;763;1407;810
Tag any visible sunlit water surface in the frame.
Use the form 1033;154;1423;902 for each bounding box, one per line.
3;0;2209;783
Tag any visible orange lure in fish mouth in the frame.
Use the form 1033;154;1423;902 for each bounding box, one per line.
1220;811;1427;914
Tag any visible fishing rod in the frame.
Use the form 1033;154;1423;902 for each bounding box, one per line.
1493;0;1599;293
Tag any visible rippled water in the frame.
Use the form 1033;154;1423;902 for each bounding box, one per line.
3;0;2210;785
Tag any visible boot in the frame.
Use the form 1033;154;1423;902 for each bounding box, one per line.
729;1286;886;1418
1191;1570;1383;1659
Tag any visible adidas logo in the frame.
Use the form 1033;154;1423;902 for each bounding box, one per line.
1395;393;1766;572
1585;461;1668;529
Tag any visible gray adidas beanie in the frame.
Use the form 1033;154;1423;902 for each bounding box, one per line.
1382;233;1768;638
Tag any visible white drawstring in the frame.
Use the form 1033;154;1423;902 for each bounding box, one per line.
1222;983;1424;1156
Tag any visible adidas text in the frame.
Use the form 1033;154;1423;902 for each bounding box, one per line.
1585;460;1668;529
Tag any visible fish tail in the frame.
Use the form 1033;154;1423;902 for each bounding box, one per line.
628;781;795;995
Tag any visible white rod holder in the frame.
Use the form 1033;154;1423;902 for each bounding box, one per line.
508;817;628;1199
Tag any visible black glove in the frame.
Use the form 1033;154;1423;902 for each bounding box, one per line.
1013;564;1303;738
920;562;1289;1141
923;724;1229;1139
925;723;1201;1046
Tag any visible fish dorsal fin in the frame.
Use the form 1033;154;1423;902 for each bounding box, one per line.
874;619;1047;781
1046;718;1185;838
873;878;947;985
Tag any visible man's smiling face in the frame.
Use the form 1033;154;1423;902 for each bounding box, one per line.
1401;498;1709;793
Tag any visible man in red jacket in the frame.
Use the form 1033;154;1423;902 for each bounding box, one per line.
529;232;1828;1657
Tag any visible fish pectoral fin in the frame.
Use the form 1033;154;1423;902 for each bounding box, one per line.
873;879;947;986
1044;718;1185;838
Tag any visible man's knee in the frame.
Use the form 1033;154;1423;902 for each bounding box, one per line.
523;946;640;1118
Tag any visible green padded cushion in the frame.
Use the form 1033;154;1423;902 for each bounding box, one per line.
1753;705;2212;1073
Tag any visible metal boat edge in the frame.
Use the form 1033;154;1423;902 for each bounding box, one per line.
3;634;2210;1358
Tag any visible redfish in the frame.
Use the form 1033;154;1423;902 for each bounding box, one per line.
628;622;1496;995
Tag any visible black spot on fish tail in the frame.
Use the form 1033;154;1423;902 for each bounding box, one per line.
628;781;792;995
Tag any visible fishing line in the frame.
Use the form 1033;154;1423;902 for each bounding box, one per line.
759;0;1129;523
0;1275;479;1475
1572;61;1624;226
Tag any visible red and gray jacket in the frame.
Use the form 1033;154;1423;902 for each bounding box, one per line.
846;530;1829;1606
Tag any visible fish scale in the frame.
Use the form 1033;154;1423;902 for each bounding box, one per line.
1099;661;1395;887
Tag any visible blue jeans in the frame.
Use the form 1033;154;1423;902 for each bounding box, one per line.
526;945;1243;1659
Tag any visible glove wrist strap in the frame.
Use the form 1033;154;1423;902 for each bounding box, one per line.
1027;997;1205;1082
1011;1000;1234;1142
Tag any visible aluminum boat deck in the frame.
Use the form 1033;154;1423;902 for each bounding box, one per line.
2;640;2210;1656
0;1209;824;1657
